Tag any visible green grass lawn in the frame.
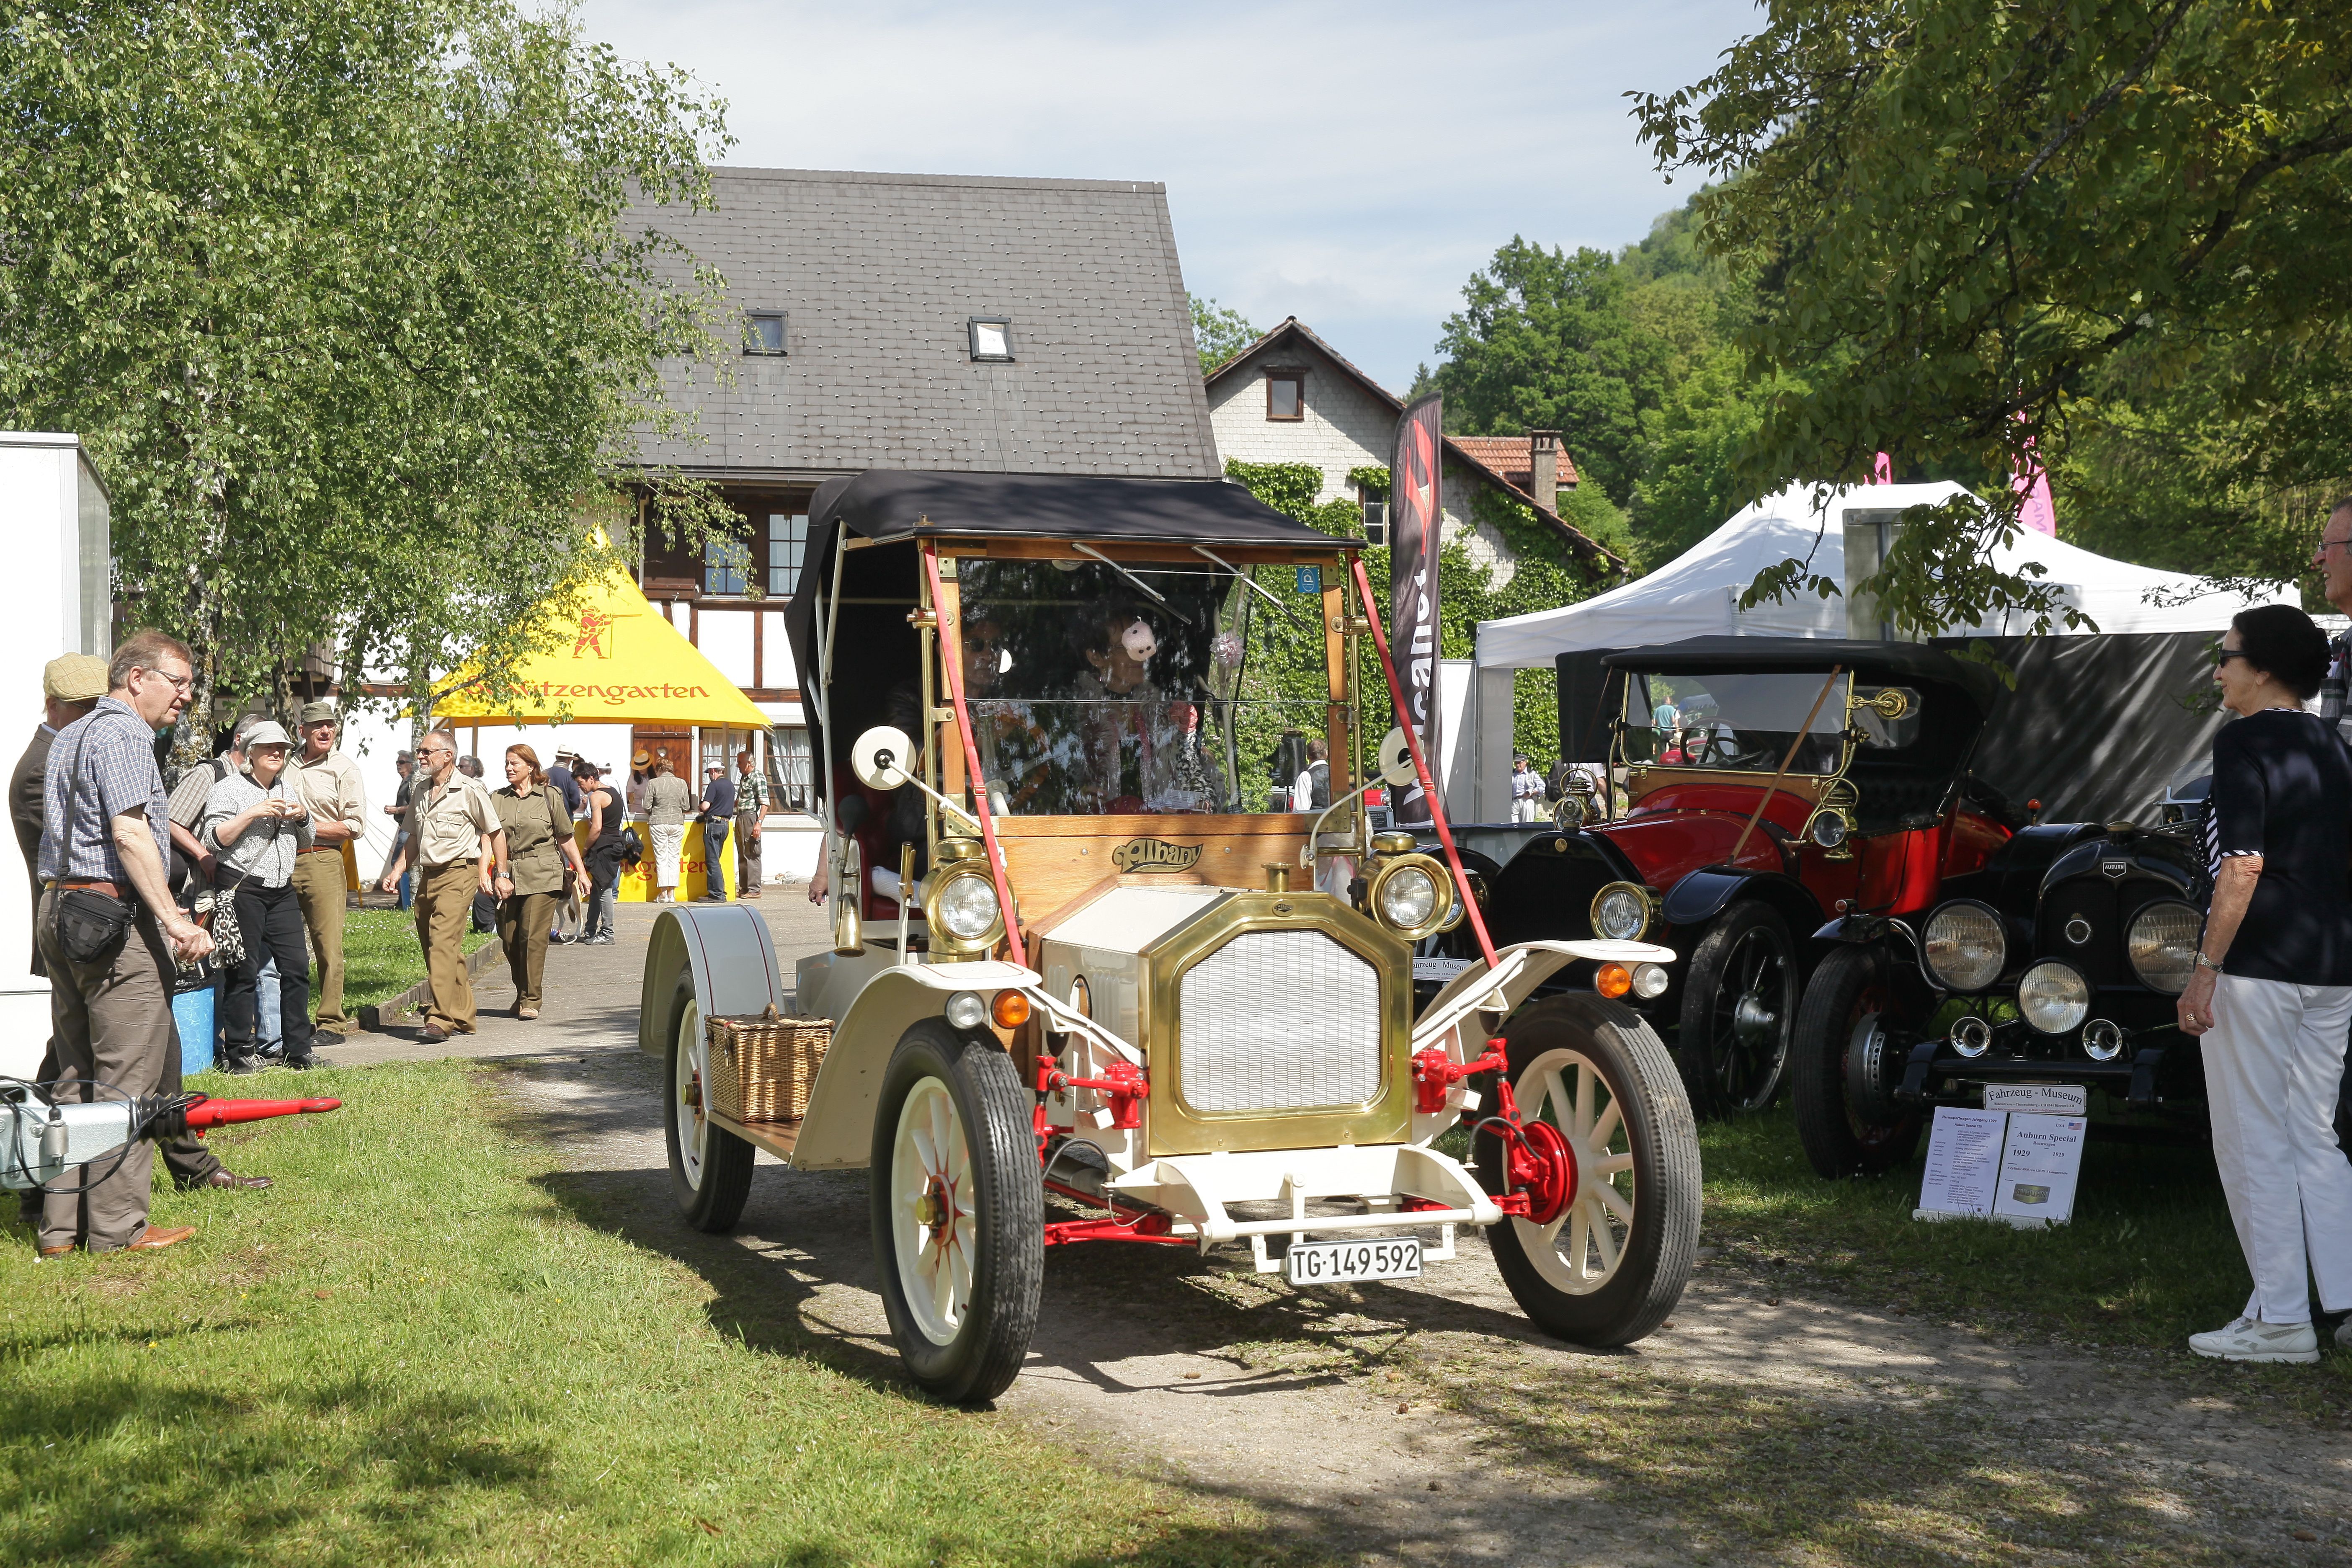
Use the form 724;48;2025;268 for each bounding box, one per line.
1697;1103;2352;1418
3;1061;1321;1567
342;907;493;1014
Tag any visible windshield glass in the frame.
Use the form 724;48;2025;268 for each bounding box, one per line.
952;556;1337;816
1621;670;1850;774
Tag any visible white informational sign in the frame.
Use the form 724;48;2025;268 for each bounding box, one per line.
1413;956;1473;983
1983;1082;2089;1116
1915;1106;2007;1220
1991;1113;2089;1227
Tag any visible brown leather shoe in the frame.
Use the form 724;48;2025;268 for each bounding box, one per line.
37;1244;75;1260
126;1225;196;1252
195;1169;273;1191
419;1024;451;1043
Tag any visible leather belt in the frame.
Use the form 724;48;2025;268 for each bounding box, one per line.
299;845;340;854
53;878;124;899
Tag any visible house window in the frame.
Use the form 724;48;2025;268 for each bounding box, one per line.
767;512;808;597
1361;499;1387;546
967;317;1014;361
743;312;787;356
1266;371;1305;421
703;533;752;596
770;725;814;812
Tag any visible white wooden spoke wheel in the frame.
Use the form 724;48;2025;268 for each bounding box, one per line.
1511;1047;1638;1295
890;1076;977;1345
673;991;707;1189
1476;994;1700;1347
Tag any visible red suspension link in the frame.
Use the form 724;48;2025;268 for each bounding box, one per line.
1411;1039;1508;1115
1036;1054;1148;1130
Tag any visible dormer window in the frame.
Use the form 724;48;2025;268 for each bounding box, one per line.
743;312;787;356
1265;369;1305;421
967;317;1014;361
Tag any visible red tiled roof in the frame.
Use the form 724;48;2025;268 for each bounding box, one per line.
1448;436;1580;491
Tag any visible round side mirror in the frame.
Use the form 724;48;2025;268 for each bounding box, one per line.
1376;727;1418;788
851;725;914;791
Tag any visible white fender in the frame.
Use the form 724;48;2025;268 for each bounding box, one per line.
789;960;1041;1172
1408;938;1674;1141
637;904;789;1060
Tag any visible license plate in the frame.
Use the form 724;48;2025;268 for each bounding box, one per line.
1284;1236;1424;1285
1413;956;1473;983
1982;1083;2089;1115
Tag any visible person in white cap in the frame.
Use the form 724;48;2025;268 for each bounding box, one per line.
199;721;319;1073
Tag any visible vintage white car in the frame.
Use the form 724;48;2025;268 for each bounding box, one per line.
640;469;1701;1403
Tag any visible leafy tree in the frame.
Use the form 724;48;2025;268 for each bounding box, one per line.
0;0;733;738
1631;0;2352;634
1190;295;1261;376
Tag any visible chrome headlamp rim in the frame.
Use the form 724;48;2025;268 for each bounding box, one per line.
1366;852;1455;941
2125;897;2201;995
2017;957;2092;1037
1921;898;2007;993
1589;880;1658;943
1806;806;1851;848
924;867;1005;953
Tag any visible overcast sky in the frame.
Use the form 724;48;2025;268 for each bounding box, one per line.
573;0;1763;395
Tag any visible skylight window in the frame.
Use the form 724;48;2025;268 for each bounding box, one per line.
967;317;1014;361
744;312;786;356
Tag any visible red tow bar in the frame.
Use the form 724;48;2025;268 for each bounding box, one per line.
177;1098;342;1136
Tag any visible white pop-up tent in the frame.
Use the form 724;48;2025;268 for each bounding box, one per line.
1448;481;2300;822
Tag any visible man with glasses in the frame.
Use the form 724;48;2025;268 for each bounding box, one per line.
376;730;504;1041
34;632;215;1256
2311;499;2352;744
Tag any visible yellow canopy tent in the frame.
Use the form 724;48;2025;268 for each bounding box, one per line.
425;566;770;901
428;566;769;730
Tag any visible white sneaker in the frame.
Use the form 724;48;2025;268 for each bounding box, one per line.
2188;1316;2320;1364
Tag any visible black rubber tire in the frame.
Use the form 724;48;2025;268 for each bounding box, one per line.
664;973;755;1231
1674;900;1798;1119
869;1019;1044;1407
1473;994;1701;1347
1792;944;1925;1178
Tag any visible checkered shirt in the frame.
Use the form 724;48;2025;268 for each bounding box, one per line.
735;769;770;818
2322;628;2352;749
39;696;170;882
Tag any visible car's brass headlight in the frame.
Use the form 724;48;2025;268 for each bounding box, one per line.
1590;881;1657;942
1366;853;1455;941
1922;901;2006;992
2126;900;2200;994
925;868;1004;952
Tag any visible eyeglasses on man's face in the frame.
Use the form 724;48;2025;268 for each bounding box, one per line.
139;666;194;694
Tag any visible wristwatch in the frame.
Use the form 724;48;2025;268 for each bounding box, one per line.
2194;952;2225;973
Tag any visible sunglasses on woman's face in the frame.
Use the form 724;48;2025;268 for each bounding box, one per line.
2214;650;2252;667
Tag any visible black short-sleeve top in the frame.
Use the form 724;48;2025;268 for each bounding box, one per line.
2202;707;2352;985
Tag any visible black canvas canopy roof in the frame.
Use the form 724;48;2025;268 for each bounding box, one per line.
1598;635;2002;717
785;469;1354;811
805;469;1347;552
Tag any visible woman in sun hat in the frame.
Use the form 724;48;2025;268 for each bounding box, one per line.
199;720;317;1073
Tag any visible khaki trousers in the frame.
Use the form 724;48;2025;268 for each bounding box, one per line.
735;810;762;895
36;890;173;1251
497;890;557;1009
291;849;349;1026
414;859;480;1032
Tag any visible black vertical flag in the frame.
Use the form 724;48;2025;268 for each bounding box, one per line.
1388;394;1444;827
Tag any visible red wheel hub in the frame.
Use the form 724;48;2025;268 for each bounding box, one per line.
1509;1116;1577;1226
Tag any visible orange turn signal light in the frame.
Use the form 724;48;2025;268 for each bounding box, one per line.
992;990;1032;1030
1595;962;1633;999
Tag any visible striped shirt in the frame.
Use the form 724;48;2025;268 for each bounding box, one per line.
38;696;170;882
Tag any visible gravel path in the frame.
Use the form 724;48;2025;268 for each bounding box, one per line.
326;898;2352;1566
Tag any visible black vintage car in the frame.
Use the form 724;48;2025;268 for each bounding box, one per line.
1792;808;2213;1177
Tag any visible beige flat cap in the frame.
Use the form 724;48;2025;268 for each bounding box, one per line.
43;653;109;704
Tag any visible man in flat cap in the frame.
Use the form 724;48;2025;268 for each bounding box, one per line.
11;653;106;977
285;699;364;1034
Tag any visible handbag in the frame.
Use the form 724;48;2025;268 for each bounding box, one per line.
622;825;644;866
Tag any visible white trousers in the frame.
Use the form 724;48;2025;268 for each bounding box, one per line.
2202;973;2352;1324
650;822;686;890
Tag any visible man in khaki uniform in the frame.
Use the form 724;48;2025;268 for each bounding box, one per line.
377;729;504;1041
286;699;365;1032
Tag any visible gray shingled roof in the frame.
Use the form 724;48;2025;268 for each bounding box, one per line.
630;168;1218;481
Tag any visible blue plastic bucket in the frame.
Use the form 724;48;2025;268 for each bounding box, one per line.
171;985;215;1080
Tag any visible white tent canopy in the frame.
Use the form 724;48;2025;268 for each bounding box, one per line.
1475;481;2297;670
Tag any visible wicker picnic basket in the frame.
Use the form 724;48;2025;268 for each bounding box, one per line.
705;1005;832;1123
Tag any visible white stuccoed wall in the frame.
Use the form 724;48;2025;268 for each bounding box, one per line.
1204;338;1520;582
0;434;112;1077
